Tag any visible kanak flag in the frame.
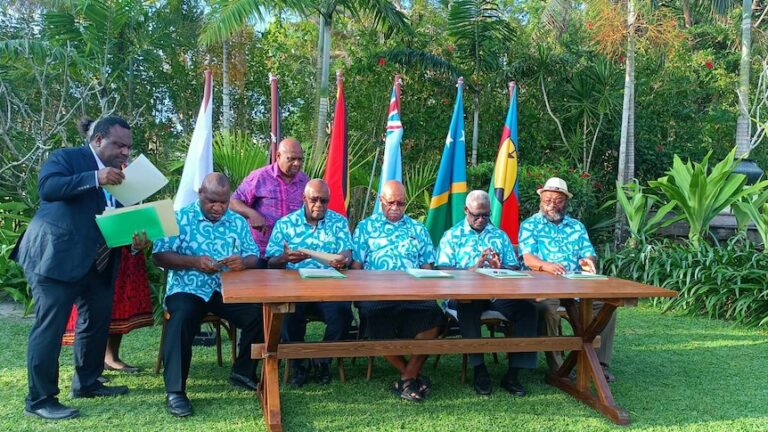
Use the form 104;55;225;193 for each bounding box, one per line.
489;82;520;244
323;71;349;217
174;70;213;211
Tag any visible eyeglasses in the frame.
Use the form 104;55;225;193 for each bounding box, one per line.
466;209;491;220
307;197;329;205
382;199;406;208
541;198;566;206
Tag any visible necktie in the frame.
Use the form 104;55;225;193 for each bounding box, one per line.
95;243;110;272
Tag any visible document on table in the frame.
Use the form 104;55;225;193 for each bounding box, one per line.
104;154;168;206
406;268;454;278
296;248;343;266
96;199;179;248
475;268;533;278
561;273;608;280
298;268;347;279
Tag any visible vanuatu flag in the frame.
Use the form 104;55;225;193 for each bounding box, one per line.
489;82;520;244
425;78;468;245
323;71;349;217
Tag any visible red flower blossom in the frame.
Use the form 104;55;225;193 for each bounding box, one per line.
580;171;591;179
586;22;594;30
705;60;714;69
619;55;625;63
378;57;386;66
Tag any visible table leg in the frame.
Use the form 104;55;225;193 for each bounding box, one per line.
259;303;287;432
548;299;629;425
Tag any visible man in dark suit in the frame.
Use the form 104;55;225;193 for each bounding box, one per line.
13;116;138;420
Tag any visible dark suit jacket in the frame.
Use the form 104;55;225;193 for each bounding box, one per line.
14;145;118;282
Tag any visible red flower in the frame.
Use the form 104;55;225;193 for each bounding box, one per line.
586;22;594;30
580;171;591;179
619;55;625;63
378;57;386;66
442;98;450;105
705;60;714;69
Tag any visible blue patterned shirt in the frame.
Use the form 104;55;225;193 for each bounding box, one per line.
518;212;596;272
352;213;435;270
265;207;352;269
436;219;518;269
153;201;261;302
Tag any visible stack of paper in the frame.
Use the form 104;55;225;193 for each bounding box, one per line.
562;273;608;280
406;269;453;278
96;199;179;248
298;268;347;279
475;268;532;278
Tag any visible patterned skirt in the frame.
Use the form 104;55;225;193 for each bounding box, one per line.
62;247;154;345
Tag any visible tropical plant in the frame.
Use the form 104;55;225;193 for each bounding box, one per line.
200;0;410;164
615;180;682;246
0;200;32;315
383;0;515;166
602;234;768;328
648;148;768;246
732;193;768;247
212;130;270;187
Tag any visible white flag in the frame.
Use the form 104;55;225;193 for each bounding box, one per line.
174;70;214;211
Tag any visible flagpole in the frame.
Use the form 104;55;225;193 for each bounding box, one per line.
269;73;280;164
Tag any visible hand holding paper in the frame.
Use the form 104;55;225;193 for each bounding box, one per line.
104;154;168;206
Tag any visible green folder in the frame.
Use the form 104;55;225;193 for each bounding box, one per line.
406;268;454;278
95;199;179;248
298;268;347;279
475;268;533;278
561;273;608;280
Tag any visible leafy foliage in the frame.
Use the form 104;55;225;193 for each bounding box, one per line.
0;200;32;315
602;235;768;328
615;180;682;246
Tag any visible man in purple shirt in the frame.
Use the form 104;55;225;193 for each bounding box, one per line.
230;137;309;254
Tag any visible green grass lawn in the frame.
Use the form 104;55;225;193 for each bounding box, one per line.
0;303;766;432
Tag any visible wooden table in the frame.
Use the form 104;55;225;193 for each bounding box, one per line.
222;270;676;431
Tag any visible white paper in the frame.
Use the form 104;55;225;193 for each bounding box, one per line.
405;268;453;278
104;154;168;206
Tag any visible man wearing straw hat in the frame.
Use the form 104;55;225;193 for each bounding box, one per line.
518;177;618;382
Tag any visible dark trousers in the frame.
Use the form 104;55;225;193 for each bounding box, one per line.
163;291;263;394
456;299;538;369
282;301;352;366
26;265;114;410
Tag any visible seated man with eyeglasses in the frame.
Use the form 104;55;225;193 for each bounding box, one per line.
518;177;617;382
265;179;353;388
435;190;538;396
350;180;444;403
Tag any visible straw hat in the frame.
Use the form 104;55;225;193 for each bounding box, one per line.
536;177;573;198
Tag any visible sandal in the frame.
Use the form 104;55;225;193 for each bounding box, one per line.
416;375;432;398
393;378;423;402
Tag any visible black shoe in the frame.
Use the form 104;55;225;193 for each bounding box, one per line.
500;372;527;397
24;402;79;421
288;364;308;388
166;392;193;417
229;372;258;391
70;384;129;398
473;365;492;395
314;362;331;385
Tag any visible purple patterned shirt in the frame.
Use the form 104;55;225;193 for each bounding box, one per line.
231;163;308;254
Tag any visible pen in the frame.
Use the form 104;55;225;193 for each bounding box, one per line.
231;237;236;256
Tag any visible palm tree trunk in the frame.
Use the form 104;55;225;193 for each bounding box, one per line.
222;40;233;130
681;0;693;27
313;14;332;164
735;0;753;158
615;0;637;245
471;92;480;166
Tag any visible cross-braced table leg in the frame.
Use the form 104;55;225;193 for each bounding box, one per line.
547;299;629;425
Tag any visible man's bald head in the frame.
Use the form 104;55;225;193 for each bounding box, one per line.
303;178;330;223
380;180;407;222
198;172;231;222
276;137;304;180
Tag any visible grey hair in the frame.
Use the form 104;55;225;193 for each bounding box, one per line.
466;190;490;207
304;178;329;194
